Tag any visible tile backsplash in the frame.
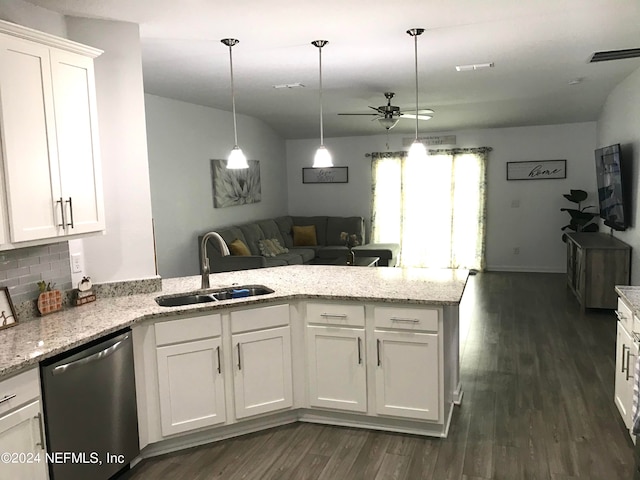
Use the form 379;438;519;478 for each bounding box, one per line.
0;242;72;304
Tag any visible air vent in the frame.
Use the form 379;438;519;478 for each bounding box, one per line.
590;48;640;63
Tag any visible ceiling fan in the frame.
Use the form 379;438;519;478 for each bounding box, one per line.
338;92;434;130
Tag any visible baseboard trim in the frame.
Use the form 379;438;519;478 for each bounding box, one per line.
485;266;565;274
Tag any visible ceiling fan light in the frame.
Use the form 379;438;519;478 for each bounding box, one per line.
227;145;249;169
378;117;399;130
408;139;427;161
313;145;333;168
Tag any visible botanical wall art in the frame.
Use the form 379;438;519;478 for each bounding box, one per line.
211;159;262;208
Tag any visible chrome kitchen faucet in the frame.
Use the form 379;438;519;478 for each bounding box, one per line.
200;231;229;289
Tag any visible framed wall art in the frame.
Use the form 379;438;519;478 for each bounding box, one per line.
211;159;262;208
506;160;566;180
0;287;17;330
302;167;348;184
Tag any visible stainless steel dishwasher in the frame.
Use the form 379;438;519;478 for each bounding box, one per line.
40;328;139;480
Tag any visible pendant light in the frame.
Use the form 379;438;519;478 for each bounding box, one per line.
221;38;248;169
406;28;427;161
311;40;332;168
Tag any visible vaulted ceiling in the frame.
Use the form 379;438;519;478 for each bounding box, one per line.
27;0;640;139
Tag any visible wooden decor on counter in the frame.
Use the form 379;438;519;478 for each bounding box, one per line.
0;286;17;329
37;289;62;315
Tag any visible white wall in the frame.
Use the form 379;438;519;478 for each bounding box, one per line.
597;66;640;283
0;0;66;37
64;18;157;284
145;95;288;278
286;122;597;273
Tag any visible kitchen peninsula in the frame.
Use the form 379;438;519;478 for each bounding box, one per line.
0;265;468;461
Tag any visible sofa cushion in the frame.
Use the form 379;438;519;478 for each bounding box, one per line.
257;219;286;245
264;257;288;268
214;227;247;256
326;217;365;246
292;216;328;245
288;247;316;263
229;238;251;256
292;225;317;246
238;223;265;255
274;216;294;248
258;238;289;257
275;252;305;265
316;245;348;259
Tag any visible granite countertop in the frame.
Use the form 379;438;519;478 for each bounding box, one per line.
0;265;469;379
615;285;640;315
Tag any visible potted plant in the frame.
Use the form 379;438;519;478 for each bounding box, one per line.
560;189;599;241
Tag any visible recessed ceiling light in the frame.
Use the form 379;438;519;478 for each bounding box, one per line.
455;62;494;72
272;83;305;89
568;78;584;85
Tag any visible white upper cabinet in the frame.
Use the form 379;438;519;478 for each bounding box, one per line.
0;21;105;245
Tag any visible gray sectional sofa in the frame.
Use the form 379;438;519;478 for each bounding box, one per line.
198;216;399;273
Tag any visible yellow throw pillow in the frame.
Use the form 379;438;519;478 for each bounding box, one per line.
229;238;251;256
292;225;317;246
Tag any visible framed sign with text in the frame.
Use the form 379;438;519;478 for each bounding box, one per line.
302;167;349;184
506;160;566;180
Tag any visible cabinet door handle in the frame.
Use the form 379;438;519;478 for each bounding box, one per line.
616;311;626;321
56;197;66;227
622;344;629;373
65;197;74;229
320;313;347;319
0;394;16;405
390;317;420;323
237;343;242;370
34;412;45;450
376;339;381;367
357;337;362;365
627;350;636;381
216;346;221;374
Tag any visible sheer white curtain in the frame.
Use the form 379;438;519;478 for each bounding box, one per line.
370;148;489;270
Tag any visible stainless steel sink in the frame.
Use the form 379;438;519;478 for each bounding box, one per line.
156;285;274;307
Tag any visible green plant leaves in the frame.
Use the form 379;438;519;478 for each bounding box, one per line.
562;189;588;203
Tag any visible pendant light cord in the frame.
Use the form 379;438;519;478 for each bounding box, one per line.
413;33;419;141
228;43;239;146
318;45;324;146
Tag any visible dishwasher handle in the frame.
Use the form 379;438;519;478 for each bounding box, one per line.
51;334;130;376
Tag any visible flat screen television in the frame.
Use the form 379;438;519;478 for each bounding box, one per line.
594;143;627;231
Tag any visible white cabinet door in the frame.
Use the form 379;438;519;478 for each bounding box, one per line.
50;49;104;235
0;400;48;480
0;35;61;242
233;326;293;419
615;321;634;429
306;325;366;412
374;330;439;421
156;337;226;437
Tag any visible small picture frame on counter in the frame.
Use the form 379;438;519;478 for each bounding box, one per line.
0;287;17;329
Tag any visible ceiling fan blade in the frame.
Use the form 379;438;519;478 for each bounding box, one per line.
338;113;380;116
401;113;433;120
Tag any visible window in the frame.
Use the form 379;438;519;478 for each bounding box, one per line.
371;148;489;270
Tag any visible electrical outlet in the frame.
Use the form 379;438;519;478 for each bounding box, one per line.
71;253;83;273
513;247;520;255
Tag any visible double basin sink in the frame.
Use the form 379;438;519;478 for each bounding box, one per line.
156;285;273;307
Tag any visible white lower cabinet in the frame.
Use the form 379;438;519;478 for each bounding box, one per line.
374;330;439;421
306;325;366;412
232;326;293;419
614;319;636;430
156;337;225;436
0;369;47;480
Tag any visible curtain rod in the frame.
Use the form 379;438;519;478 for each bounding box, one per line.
365;146;493;158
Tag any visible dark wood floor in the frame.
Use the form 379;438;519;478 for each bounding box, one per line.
125;272;636;479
